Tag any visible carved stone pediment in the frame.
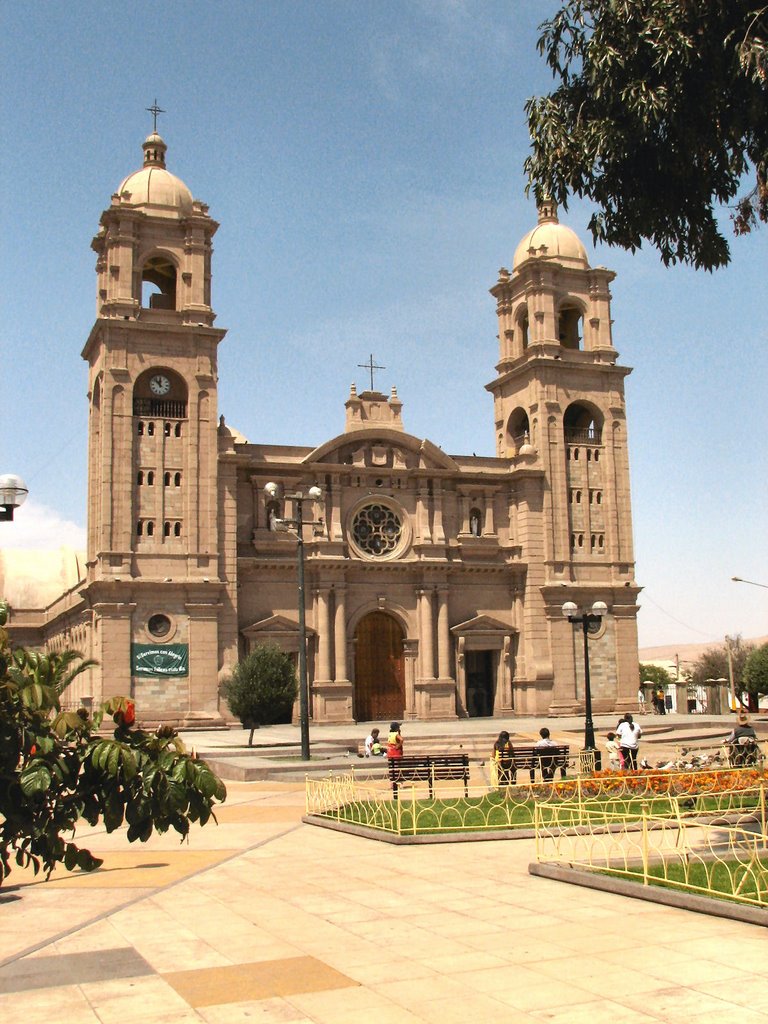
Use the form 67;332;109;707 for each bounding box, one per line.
242;614;316;639
451;614;515;635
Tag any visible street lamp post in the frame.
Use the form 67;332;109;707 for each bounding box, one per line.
562;600;608;769
264;482;323;762
0;474;29;521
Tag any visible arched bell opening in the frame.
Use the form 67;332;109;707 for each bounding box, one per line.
516;304;529;351
505;407;530;452
563;402;603;446
558;303;584;350
140;253;178;310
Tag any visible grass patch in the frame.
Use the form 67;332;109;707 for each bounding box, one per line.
593;856;768;906
319;788;763;836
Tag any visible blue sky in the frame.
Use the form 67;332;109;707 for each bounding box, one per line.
2;1;766;648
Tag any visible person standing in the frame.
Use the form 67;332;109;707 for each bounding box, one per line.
387;722;404;759
616;713;642;769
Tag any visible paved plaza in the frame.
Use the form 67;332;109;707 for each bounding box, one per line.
1;714;766;1023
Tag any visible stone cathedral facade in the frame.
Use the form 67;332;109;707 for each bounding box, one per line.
11;132;641;726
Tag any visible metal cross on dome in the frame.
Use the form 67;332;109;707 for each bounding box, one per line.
146;99;166;133
357;353;385;391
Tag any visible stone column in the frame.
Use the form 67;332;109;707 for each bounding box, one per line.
315;587;332;681
436;587;451;679
484;491;495;535
333;585;347;681
419;588;435;679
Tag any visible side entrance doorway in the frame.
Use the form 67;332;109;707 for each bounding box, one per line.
354;611;405;721
465;650;495;717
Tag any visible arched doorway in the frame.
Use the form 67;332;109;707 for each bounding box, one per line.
354;612;405;721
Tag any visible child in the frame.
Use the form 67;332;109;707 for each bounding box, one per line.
364;728;386;757
605;731;622;771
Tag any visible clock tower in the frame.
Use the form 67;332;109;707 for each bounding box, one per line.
81;129;228;724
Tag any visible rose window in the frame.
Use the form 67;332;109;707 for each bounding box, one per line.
351;503;403;556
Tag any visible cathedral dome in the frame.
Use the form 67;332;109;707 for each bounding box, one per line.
513;199;589;271
116;132;194;217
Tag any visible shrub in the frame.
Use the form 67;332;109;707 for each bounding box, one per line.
220;645;297;745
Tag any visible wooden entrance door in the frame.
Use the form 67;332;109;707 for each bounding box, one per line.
354;612;405;721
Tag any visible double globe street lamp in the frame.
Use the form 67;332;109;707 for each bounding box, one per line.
562;599;608;769
264;482;323;761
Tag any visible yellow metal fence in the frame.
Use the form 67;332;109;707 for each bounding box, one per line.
534;786;768;908
306;767;768;838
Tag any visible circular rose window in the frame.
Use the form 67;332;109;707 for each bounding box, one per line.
351;503;403;557
147;613;172;638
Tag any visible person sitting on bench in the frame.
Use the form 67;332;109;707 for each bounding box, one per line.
492;730;516;786
535;727;559;781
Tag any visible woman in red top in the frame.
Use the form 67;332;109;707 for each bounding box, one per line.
387;722;403;758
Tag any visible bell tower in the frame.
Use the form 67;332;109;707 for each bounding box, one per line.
487;201;640;714
81;127;227;724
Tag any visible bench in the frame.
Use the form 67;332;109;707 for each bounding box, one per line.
493;744;569;784
388;754;470;799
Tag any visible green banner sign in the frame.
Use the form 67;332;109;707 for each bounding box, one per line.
131;643;189;677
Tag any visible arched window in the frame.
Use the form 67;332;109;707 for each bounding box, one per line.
147;471;154;485
558;304;583;350
137;471;144;485
146;520;155;537
136;520;143;536
174;522;181;537
174;422;182;437
164;521;171;537
516;304;529;350
564;403;603;446
164;422;171;437
164;472;171;487
506;408;530;452
140;253;177;310
147;422;155;436
174;472;181;487
137;421;144;436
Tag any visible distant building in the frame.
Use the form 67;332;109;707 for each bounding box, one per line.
8;130;641;725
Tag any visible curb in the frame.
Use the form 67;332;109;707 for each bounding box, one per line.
528;862;768;928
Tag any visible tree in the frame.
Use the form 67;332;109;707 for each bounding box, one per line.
743;642;768;696
639;664;674;688
0;601;226;887
525;1;768;269
690;636;755;695
220;645;298;746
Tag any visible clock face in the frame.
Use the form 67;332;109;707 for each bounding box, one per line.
150;374;171;396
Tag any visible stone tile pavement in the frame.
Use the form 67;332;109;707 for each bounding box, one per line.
1;764;766;1023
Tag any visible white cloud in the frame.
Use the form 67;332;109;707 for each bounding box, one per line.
2;501;86;551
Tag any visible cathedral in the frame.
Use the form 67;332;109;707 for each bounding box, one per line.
10;129;641;726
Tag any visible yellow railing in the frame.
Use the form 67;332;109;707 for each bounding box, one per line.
534;786;768;907
306;768;768;838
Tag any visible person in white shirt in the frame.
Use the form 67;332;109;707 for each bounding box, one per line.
616;714;642;769
363;728;385;757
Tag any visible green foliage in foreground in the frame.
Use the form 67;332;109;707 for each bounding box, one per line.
0;601;226;886
525;0;768;270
